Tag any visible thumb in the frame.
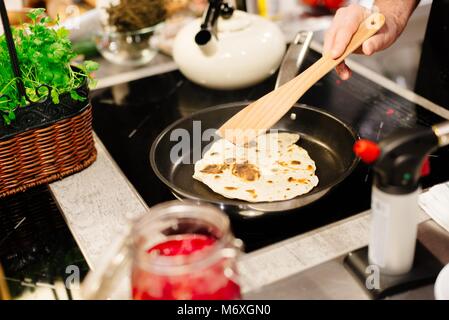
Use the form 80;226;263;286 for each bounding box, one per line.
362;33;388;56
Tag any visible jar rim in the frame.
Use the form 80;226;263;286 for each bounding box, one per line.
101;21;164;37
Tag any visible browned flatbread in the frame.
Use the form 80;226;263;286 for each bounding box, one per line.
193;133;319;202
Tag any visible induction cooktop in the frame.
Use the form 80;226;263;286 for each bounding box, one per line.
90;50;449;252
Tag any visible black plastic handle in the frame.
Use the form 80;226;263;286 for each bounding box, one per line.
195;0;234;46
0;0;25;99
374;127;439;194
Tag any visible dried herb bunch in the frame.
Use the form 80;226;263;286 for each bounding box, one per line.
107;0;167;32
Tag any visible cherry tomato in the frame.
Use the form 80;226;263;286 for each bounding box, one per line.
301;0;345;10
325;0;345;10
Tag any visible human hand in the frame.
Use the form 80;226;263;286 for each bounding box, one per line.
323;3;414;80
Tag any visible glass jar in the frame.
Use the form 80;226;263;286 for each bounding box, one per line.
131;201;242;300
96;0;166;66
95;24;162;66
82;201;243;300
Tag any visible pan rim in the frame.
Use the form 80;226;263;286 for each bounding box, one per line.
150;101;360;208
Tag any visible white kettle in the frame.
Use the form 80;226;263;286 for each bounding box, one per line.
173;1;286;90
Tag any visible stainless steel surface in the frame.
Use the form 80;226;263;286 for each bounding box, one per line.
81;235;130;300
244;256;436;300
245;257;370;300
418;220;449;265
238;208;431;295
93;54;177;90
275;31;313;89
49;133;149;269
433;121;449;147
243;217;447;300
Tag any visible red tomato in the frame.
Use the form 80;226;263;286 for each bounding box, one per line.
302;0;319;6
325;0;345;9
301;0;345;10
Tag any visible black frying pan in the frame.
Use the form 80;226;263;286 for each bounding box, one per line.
150;101;359;216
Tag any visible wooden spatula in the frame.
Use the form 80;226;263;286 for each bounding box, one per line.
217;12;385;144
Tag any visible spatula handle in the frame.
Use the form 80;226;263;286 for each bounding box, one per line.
250;12;385;129
217;13;385;144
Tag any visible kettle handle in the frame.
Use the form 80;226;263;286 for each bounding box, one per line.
275;31;314;89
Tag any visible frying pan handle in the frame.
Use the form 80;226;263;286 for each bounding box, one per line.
275;31;314;89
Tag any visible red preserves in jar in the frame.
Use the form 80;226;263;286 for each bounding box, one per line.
130;202;242;300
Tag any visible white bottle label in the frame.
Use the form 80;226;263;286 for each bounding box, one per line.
370;194;391;268
369;187;419;275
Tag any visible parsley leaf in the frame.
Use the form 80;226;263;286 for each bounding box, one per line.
0;9;98;125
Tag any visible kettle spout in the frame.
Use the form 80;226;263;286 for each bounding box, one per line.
195;29;218;56
194;0;233;57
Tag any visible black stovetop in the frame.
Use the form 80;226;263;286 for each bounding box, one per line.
91;50;449;252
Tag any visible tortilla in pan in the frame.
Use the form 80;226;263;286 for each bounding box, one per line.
193;132;319;202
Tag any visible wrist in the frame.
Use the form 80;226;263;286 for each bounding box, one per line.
374;0;418;25
374;0;416;36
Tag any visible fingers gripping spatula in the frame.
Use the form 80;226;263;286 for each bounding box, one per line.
217;12;385;144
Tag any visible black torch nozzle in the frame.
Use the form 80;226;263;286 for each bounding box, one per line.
354;126;443;194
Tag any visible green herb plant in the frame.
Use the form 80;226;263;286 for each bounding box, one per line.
0;8;99;125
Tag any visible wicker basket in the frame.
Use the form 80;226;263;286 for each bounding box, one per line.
0;78;97;199
0;5;97;199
